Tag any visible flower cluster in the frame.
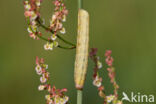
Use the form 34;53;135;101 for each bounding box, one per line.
24;0;69;51
105;50;119;98
35;56;49;83
24;0;42;39
50;0;68;34
89;48;103;78
44;41;58;51
89;48;107;103
35;56;69;104
43;0;68;51
89;48;122;104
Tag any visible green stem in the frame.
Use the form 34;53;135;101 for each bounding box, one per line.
77;0;83;103
57;35;76;46
78;0;83;9
58;45;76;50
36;34;75;50
77;90;83;104
37;18;76;47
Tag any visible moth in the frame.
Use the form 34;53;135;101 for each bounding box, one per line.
74;9;89;90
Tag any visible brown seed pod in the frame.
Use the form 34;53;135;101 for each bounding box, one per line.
74;9;89;90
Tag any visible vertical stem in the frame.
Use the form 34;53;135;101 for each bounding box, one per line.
77;90;83;104
77;0;83;104
78;0;82;9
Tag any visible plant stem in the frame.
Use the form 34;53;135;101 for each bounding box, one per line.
36;34;75;50
77;0;83;104
58;45;76;50
57;35;76;46
78;0;83;9
77;90;83;104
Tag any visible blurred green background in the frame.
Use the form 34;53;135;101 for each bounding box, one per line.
0;0;156;104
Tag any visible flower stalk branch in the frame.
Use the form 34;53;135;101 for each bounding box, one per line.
37;34;75;50
27;18;75;50
37;18;76;47
24;0;76;51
